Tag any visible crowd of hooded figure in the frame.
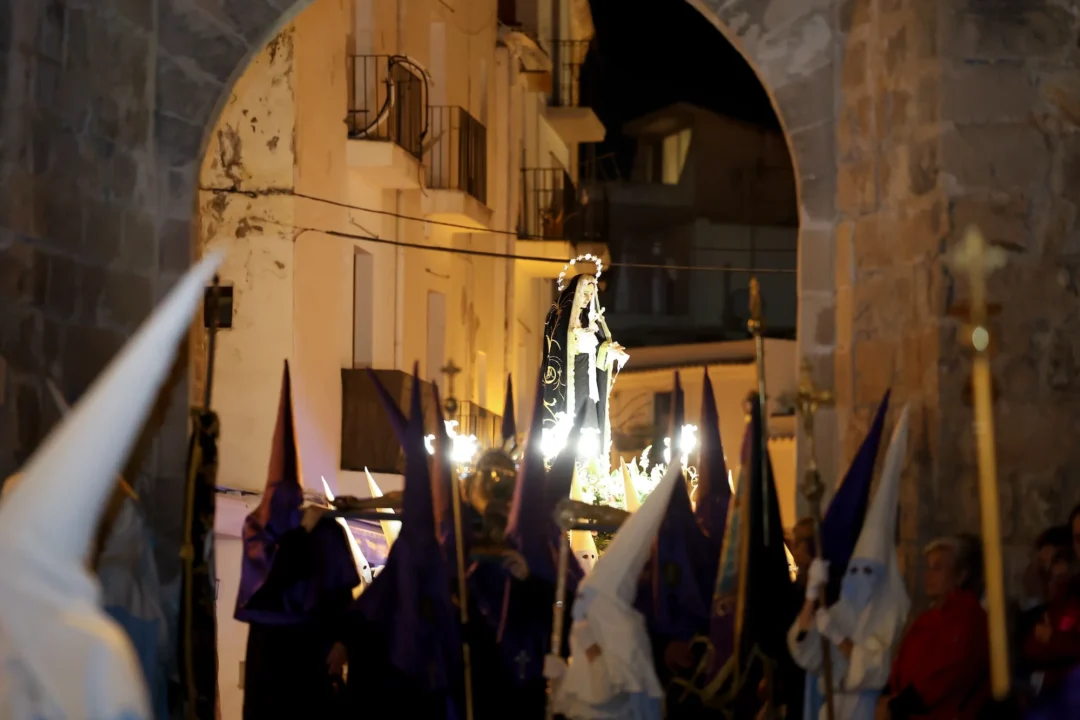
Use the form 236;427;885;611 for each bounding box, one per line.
1;252;1078;720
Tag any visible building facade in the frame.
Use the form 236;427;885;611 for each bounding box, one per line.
193;0;605;498
190;1;605;714
596;102;799;347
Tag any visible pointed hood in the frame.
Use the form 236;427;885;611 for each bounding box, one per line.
501;374;517;448
0;252;223;720
365;468;400;548
505;369;584;587
569;467;599;572
557;460;679;715
640;467;712;642
585;459;684;606
637;372;712;641
820;390;890;604
851;405;909;566
621;460;641;512
236;362;360;624
839;404;911;647
695;368;730;544
352;367;460;690
671;371;685;441
497;369;583;687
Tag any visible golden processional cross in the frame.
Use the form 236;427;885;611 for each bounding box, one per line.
794;359;836;720
948;226;1010;700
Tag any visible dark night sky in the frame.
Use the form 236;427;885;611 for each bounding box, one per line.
581;0;779;176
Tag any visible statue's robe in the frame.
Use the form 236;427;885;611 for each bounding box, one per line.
541;273;618;461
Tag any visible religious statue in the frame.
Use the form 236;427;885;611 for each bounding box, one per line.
541;255;629;468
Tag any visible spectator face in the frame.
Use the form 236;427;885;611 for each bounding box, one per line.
924;547;959;604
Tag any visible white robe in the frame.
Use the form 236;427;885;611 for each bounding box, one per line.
0;550;149;720
787;598;905;720
552;588;662;720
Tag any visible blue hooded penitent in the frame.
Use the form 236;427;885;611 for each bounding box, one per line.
352;364;461;693
694;368;730;548
235;361;360;625
820;389;890;605
638;372;712;641
498;369;584;685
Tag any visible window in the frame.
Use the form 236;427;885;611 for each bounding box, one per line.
661;128;691;185
352;250;374;367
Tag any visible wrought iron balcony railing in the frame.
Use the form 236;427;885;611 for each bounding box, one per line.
549;39;590;108
346;54;427;160
425;106;488;204
519;167;607;243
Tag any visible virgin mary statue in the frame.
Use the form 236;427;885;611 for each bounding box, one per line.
541;267;628;468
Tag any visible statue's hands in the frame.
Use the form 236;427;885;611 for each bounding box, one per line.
608;342;629;370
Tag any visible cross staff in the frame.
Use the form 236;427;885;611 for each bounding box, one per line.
948;226;1010;699
794;358;836;720
747;277;770;543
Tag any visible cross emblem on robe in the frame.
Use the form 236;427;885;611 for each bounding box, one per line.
514;650;530;681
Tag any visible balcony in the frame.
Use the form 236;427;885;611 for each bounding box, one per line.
546;39;605;145
340;369;502;474
515;167;609;279
422;106;492;228
519;167;607;242
346;55;428;189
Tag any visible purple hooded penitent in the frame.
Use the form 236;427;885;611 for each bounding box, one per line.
497;369;584;684
694;368;730;548
638;372;713;641
501;374;516;448
819;389;890;605
235;361;360;625
352;365;461;691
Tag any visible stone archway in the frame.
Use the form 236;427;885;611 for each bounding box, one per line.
683;0;844;508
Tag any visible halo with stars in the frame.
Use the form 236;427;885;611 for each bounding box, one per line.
556;253;604;293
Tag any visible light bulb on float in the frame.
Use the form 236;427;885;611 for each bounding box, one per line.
661;424;699;468
424;420;479;466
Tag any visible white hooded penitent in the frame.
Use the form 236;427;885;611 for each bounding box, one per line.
0;252;223;720
552;458;683;719
789;404;911;720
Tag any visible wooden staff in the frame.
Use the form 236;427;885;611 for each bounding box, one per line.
747;277;770;543
795;359;836;720
449;451;475;720
948;226;1010;699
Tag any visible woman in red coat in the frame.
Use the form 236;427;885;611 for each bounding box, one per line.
876;535;989;720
